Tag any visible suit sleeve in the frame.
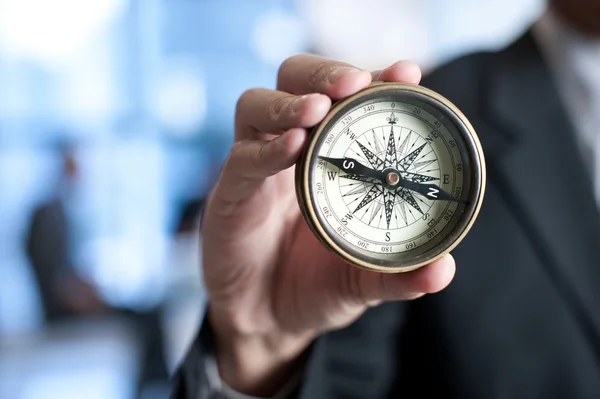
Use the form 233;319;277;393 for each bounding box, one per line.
292;302;408;398
170;311;230;399
170;311;303;399
171;302;407;399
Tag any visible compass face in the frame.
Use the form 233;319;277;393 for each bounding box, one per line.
296;83;485;272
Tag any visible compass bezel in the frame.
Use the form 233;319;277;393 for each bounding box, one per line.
295;82;486;273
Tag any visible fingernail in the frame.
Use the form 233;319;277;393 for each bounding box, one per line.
292;93;320;112
329;67;361;84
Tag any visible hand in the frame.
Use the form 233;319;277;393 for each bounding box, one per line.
201;55;456;396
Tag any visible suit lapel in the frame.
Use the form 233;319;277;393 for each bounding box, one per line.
486;32;600;342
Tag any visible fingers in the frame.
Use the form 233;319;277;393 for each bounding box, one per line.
346;254;456;306
223;56;425;206
213;128;307;206
277;54;372;99
237;57;423;142
235;90;331;141
371;60;422;84
277;55;422;98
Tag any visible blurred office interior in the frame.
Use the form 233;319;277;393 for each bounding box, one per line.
0;0;542;398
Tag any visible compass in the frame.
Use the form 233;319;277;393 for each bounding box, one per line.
295;82;486;273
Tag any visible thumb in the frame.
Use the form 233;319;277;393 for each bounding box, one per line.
343;254;456;307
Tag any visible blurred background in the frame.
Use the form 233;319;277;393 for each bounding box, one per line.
0;0;543;398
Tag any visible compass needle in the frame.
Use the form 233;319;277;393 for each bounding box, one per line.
319;156;386;182
398;180;466;204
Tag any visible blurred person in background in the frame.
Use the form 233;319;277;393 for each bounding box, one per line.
172;0;600;398
24;140;170;394
24;141;107;323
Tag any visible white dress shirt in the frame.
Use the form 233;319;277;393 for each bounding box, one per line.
533;9;600;203
201;8;600;399
203;354;301;399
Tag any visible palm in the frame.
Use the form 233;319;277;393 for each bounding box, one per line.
264;169;371;331
275;218;369;334
204;166;370;337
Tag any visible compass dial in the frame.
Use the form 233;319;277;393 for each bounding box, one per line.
296;83;485;272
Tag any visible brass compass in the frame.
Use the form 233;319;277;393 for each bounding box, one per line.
295;83;486;273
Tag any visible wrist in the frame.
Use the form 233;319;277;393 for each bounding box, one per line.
208;305;314;396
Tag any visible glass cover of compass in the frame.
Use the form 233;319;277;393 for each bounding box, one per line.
295;83;486;272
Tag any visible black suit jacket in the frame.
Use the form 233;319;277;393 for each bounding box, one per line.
172;30;600;398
